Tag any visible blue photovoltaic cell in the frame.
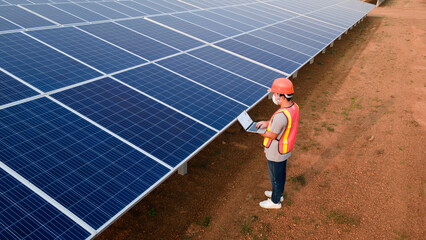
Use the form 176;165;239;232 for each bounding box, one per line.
154;0;187;11
161;0;196;11
132;0;174;13
77;2;128;19
78;22;178;61
295;17;343;35
274;22;332;44
243;4;283;22
99;2;145;17
0;6;53;28
0;17;20;31
53;3;109;22
24;4;84;25
0;97;170;229
215;39;301;74
118;19;203;51
157;54;267;105
28;27;146;74
0;169;90;240
188;46;284;86
0;71;38;106
192;10;254;32
53;77;216;167
27;0;52;3
263;26;326;49
234;34;311;64
149;15;225;42
338;0;375;12
284;19;339;40
118;1;160;15
0;33;101;92
114;64;247;130
245;3;298;21
250;30;320;56
209;8;265;28
172;12;242;37
225;6;276;25
3;0;30;4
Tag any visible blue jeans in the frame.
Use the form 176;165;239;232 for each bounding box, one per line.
267;160;287;204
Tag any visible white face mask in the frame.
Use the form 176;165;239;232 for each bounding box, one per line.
272;94;280;105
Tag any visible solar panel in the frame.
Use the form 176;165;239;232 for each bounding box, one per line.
215;39;301;75
0;17;20;31
187;46;284;86
0;5;53;28
114;64;247;130
157;53;268;105
78;22;178;61
0;168;91;239
172;12;242;37
149;15;225;42
117;18;203;51
0;71;38;106
27;27;147;74
0;96;170;229
0;33;101;92
98;1;145;18
76;2;128;19
52;3;109;22
0;0;376;238
23;4;84;25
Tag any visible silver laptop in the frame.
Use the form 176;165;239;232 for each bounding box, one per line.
237;111;267;133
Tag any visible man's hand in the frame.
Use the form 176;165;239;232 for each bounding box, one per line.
256;121;269;129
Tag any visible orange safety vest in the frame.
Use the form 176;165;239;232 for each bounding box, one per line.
263;102;299;154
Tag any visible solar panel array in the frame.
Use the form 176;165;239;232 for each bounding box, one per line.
0;0;375;238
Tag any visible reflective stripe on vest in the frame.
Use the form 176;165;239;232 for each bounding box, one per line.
263;103;299;154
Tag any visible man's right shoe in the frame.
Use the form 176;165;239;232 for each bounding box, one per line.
264;191;284;202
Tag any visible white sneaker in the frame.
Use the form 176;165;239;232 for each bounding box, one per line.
264;191;284;202
259;198;282;209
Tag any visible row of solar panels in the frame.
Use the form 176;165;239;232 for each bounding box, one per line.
0;0;375;239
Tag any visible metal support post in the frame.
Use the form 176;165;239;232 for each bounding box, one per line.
292;71;298;78
309;58;314;64
178;162;187;175
322;48;326;54
338;35;342;40
330;41;334;47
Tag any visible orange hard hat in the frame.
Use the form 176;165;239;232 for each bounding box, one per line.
268;78;294;94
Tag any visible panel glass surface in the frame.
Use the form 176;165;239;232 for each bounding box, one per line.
0;33;101;92
215;39;300;74
188;46;284;86
284;19;339;40
157;54;267;105
0;6;53;28
53;3;109;22
117;18;203;51
2;0;30;4
0;169;90;240
234;34;311;64
24;4;84;25
172;12;242;37
0;71;38;106
209;8;265;28
0;96;170;229
53;77;216;168
28;27;146;74
154;0;188;11
132;0;174;13
272;22;331;44
149;15;225;42
225;6;276;24
77;2;128;19
114;64;246;130
263;26;326;49
98;1;144;17
78;22;178;61
192;10;254;32
0;17;20;31
250;30;320;56
118;1;161;15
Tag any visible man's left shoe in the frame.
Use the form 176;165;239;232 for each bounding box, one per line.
259;198;282;209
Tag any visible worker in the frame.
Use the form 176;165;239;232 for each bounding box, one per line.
256;78;299;209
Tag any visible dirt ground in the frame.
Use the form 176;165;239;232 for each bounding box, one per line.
97;0;425;239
